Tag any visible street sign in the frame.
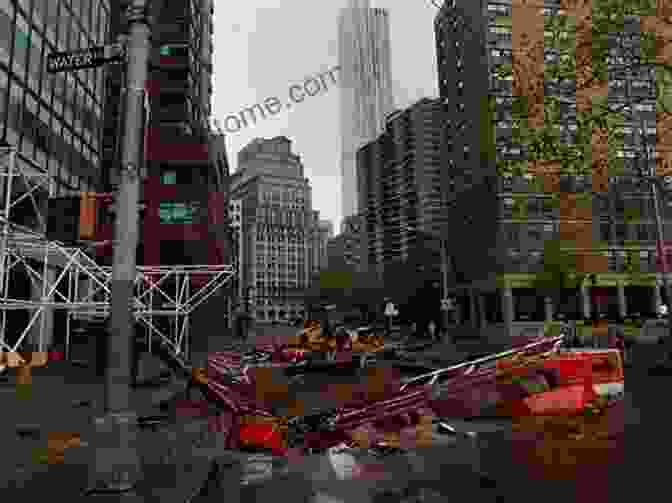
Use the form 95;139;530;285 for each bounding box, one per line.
384;302;398;317
47;44;125;73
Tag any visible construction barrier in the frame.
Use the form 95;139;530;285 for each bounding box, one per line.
504;384;598;417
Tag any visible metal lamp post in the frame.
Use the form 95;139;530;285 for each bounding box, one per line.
87;0;150;495
440;236;452;340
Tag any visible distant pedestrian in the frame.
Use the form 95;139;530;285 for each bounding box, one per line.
428;320;438;342
410;321;419;340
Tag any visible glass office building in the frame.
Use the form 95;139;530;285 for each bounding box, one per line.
0;0;109;196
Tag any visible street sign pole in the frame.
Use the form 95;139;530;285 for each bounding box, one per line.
87;0;150;495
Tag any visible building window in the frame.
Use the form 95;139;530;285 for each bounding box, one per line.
600;223;611;242
615;223;627;242
162;170;177;184
528;226;542;241
637;223;649;241
158;202;199;224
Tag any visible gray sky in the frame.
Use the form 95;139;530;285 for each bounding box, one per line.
211;0;440;230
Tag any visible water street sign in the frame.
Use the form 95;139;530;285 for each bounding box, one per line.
47;44;125;73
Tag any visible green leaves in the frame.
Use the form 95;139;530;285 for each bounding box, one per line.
533;238;584;299
544;15;577;82
490;0;672;183
656;66;672;114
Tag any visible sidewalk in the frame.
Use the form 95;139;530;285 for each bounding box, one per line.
0;355;216;502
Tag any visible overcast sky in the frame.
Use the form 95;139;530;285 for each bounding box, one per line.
211;0;440;231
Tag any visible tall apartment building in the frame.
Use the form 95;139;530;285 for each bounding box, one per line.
0;0;110;349
337;0;394;223
230;137;318;323
228;197;242;289
357;97;444;273
314;219;334;271
436;0;668;330
326;214;364;272
99;0;229;268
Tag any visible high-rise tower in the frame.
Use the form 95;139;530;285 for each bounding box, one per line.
337;0;394;226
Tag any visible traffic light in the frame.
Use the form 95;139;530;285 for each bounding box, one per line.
47;193;107;243
79;192;97;240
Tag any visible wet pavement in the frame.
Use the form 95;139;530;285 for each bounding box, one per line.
0;329;658;502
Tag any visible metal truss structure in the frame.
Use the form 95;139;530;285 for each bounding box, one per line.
0;146;236;362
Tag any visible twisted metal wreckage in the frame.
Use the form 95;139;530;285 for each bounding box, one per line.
181;330;624;454
0;146;235;367
174;328;624;497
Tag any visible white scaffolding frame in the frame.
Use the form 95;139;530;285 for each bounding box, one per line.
0;146;236;362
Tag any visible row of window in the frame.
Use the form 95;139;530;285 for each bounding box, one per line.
256;237;306;244
502;220;665;243
253;310;305;321
7;1;107;111
0;9;104;154
254;281;304;288
257;254;303;262
501;196;659;217
504;248;665;274
486;3;567;17
261;189;305;203
255;275;305;282
257;265;301;273
257;247;303;254
0;72;97;191
29;0;108;49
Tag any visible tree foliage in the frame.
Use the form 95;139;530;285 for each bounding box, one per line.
491;0;670;181
303;266;386;319
533;238;586;300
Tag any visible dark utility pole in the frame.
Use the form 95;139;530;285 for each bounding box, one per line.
88;0;151;494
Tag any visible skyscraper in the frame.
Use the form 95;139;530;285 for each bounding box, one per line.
337;0;394;225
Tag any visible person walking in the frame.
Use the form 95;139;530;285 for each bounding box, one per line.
427;320;439;343
409;321;419;342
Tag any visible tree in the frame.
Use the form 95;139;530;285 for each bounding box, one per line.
532;238;587;316
303;265;387;322
443;0;672;182
495;0;671;181
487;0;672;285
